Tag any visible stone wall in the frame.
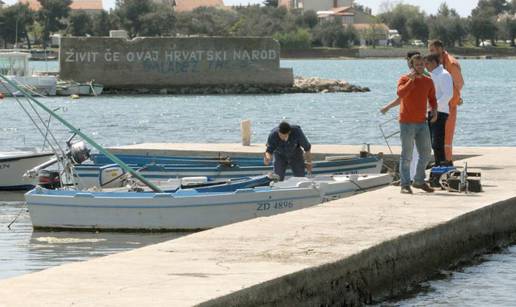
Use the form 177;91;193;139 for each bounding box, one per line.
59;37;294;88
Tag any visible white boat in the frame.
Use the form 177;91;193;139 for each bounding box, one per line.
0;52;57;96
25;174;392;231
56;81;103;96
74;156;384;189
0;152;54;190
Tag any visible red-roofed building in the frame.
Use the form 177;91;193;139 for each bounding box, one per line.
19;0;104;13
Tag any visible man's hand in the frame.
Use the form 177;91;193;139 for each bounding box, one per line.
458;98;464;106
305;162;313;177
263;152;272;166
380;105;390;114
407;70;417;81
430;110;438;123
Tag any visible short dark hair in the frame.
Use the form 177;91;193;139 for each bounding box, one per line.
424;54;440;65
429;40;444;48
406;51;421;60
279;121;291;134
409;54;424;67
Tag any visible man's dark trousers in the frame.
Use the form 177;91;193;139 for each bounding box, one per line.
273;149;305;181
428;111;449;166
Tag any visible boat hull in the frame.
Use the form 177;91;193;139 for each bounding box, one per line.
25;174;391;231
0;152;54;190
26;187;322;231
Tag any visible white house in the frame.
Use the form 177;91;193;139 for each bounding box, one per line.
279;0;353;12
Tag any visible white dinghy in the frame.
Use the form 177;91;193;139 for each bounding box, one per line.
0;151;54;190
25;173;391;231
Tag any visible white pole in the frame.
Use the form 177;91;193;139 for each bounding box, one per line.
240;120;252;146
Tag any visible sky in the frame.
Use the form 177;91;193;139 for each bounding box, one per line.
4;0;479;17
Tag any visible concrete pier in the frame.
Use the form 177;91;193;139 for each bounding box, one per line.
1;146;515;306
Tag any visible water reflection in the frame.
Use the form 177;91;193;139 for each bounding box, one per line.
0;201;191;280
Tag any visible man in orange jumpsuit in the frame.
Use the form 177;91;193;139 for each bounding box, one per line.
429;40;464;164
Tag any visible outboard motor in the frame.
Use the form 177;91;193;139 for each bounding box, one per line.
69;141;90;164
99;164;127;188
38;170;61;189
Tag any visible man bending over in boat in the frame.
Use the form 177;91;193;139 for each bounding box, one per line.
264;121;312;181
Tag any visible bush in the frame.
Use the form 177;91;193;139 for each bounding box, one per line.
312;20;356;48
273;28;311;49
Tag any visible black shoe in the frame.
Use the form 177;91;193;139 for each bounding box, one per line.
391;180;401;186
412;182;435;193
401;186;413;194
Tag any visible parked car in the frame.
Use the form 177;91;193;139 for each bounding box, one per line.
480;40;492;47
410;40;425;47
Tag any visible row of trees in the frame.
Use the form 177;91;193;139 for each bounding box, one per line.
1;0;515;49
0;0;359;49
379;0;516;47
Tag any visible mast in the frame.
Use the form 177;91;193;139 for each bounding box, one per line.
0;74;164;193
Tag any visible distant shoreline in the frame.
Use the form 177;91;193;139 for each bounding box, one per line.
281;47;516;59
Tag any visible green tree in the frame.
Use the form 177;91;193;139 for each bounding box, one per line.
0;3;35;48
68;11;93;36
378;3;426;42
37;0;72;47
140;5;176;36
92;10;111;36
428;3;467;47
471;1;500;46
299;10;318;29
179;7;238;36
498;13;516;46
407;16;429;42
231;6;293;37
263;0;278;7
115;0;153;37
470;13;498;46
312;20;356;48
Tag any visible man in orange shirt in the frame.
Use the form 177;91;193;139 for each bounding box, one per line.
396;55;438;194
429;40;464;163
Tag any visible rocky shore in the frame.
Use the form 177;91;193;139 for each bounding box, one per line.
102;77;370;95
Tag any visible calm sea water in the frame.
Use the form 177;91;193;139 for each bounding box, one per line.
1;59;516;305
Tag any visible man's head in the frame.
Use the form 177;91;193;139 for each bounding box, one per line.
428;40;445;56
406;51;421;68
278;121;291;141
409;54;425;75
424;54;440;72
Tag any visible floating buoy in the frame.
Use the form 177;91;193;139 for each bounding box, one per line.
70;94;80;99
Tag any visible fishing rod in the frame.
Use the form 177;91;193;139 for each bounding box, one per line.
0;74;164;193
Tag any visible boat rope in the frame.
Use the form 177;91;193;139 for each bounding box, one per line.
0;81;62;156
0;73;164;193
7;205;27;230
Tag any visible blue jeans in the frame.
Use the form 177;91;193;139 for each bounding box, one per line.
273;149;305;181
400;123;432;187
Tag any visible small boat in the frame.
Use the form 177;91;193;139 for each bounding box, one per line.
26;173;392;231
0;151;54;190
1;74;391;232
56;80;103;96
74;155;383;189
0;52;57;96
29;49;58;61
